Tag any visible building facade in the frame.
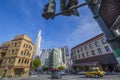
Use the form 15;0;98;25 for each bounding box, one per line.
71;33;120;72
40;49;52;67
41;46;69;70
0;35;34;77
61;46;69;69
47;48;62;69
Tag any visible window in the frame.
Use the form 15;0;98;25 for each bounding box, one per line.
27;52;29;56
24;59;27;64
95;41;99;47
75;55;77;59
27;60;29;64
89;43;93;49
18;59;21;63
22;59;24;63
16;49;18;52
82;53;85;58
91;50;95;55
29;53;31;57
8;59;11;63
78;54;81;58
102;38;106;44
15;42;17;46
12;50;14;54
81;48;83;52
77;49;80;53
23;44;26;47
86;52;89;56
24;51;26;55
12;43;14;45
72;56;74;60
26;44;28;48
31;47;32;50
21;50;23;55
85;46;87;50
29;45;31;49
97;48;102;54
105;46;111;52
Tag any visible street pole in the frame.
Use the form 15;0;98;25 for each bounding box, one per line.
85;0;120;65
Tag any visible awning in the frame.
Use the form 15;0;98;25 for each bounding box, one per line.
73;62;99;67
73;53;118;66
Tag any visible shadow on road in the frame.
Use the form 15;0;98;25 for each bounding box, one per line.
47;76;62;80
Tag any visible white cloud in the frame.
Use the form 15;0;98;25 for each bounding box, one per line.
65;15;102;48
41;39;58;50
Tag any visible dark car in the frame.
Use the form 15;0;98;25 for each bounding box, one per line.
51;70;62;79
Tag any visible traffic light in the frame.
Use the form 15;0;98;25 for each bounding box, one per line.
42;3;49;20
42;0;56;20
60;0;67;11
67;0;79;16
60;0;79;16
47;0;56;19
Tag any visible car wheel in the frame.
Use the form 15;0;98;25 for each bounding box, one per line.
95;75;100;78
100;75;103;77
86;75;89;78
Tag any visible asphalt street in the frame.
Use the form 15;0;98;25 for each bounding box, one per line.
13;74;120;80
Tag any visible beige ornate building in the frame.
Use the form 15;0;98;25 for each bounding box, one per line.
0;35;34;77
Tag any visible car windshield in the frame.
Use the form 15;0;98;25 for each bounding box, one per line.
89;70;94;72
53;71;60;74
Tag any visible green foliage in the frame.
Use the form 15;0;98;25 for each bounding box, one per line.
32;58;41;69
58;66;65;70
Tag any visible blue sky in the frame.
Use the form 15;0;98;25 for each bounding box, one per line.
0;0;102;50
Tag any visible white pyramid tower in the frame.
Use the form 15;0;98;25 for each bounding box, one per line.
33;30;41;58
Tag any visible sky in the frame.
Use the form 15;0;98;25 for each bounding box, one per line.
0;0;102;51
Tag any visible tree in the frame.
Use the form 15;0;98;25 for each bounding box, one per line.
58;66;65;70
32;58;41;69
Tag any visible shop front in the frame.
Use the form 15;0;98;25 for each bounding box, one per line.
72;53;120;72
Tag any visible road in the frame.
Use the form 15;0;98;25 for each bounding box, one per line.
17;74;120;80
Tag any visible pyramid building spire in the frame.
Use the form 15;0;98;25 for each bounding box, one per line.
33;30;41;58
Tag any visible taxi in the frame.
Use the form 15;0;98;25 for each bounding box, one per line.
84;67;105;78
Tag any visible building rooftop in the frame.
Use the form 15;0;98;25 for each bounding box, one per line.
71;33;104;50
14;34;32;41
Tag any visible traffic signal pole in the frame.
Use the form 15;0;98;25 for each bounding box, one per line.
85;0;120;65
54;2;88;17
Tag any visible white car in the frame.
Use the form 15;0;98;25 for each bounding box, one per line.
61;71;65;75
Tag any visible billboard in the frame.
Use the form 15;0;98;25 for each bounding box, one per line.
99;0;120;28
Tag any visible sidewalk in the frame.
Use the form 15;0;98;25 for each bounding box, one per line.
105;72;120;75
0;75;38;80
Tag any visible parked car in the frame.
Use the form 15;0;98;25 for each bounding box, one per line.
61;71;65;75
77;71;85;75
84;67;105;78
33;72;38;75
51;68;62;79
